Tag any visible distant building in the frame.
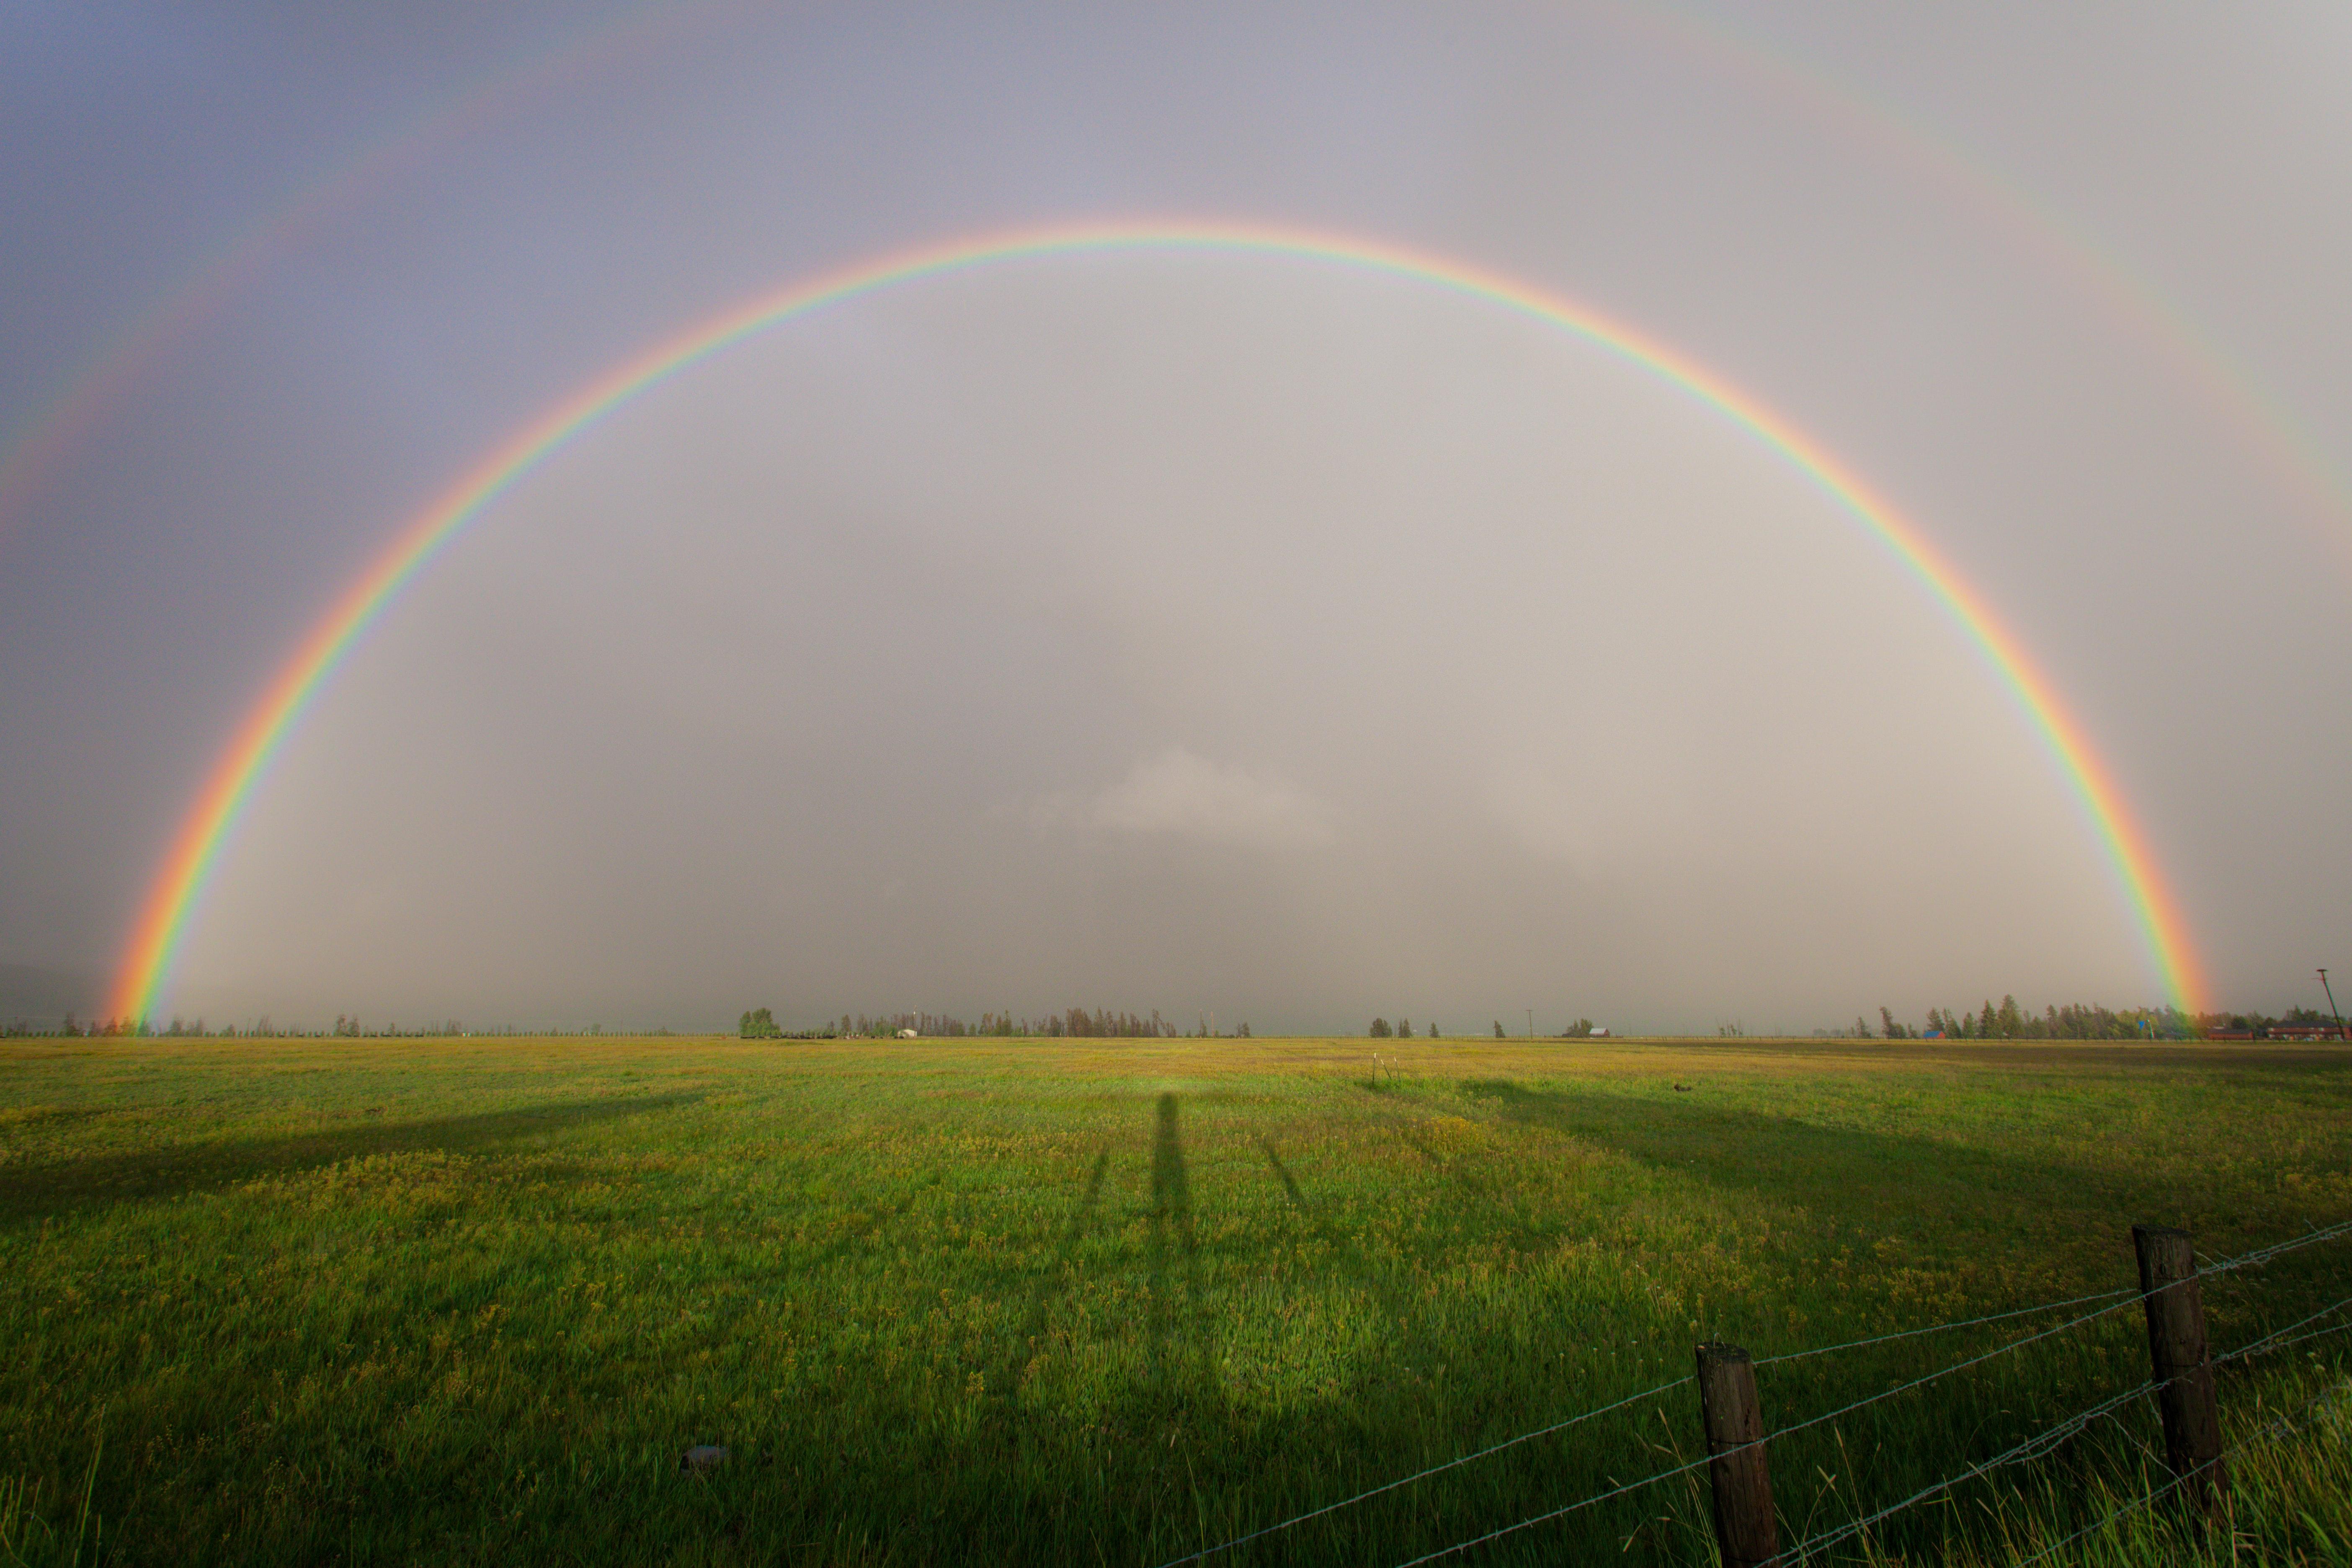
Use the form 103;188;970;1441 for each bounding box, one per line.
2267;1023;2345;1040
2205;1028;2256;1041
897;1028;919;1039
1589;1026;1609;1037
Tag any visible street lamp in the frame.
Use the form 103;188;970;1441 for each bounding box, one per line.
2322;968;2345;1041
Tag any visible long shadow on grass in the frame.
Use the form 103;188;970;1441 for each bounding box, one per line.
1458;1078;2135;1246
1008;1148;1111;1347
1260;1139;1305;1206
1149;1093;1201;1393
1257;1131;1550;1461
0;1091;699;1222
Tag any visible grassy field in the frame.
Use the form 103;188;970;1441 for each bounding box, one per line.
1;1034;2348;1565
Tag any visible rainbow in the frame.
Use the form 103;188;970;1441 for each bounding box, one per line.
105;218;2208;1021
1627;3;2352;554
10;11;2343;581
0;1;736;544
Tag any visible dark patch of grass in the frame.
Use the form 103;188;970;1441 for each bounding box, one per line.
0;1091;700;1223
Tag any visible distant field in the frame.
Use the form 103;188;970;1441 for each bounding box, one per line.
1;1035;2347;1565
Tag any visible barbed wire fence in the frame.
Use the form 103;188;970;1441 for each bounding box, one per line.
1775;1349;2352;1567
2004;1375;2352;1568
1148;1375;1693;1568
1777;1376;2163;1564
1149;1216;2352;1568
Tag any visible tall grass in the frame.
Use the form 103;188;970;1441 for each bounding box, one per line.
1;1411;103;1568
1913;1367;2352;1566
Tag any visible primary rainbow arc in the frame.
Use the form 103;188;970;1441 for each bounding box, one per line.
106;218;2207;1022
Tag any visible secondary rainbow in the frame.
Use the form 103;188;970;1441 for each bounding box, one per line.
0;1;743;544
13;13;2347;576
106;218;2208;1022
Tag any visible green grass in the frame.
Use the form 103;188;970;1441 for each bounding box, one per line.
1;1034;2347;1565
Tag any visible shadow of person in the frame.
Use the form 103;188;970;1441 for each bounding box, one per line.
1148;1093;1199;1394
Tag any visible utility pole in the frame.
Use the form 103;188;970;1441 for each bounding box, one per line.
1526;1008;1535;1039
2322;969;2345;1041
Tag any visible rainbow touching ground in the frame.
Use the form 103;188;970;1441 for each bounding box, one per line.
105;218;2208;1023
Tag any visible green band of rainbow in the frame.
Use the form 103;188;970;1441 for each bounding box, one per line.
107;218;2206;1021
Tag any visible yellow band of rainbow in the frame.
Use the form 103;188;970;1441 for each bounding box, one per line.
107;218;2206;1021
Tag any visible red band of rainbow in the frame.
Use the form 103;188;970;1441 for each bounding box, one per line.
106;219;2205;1021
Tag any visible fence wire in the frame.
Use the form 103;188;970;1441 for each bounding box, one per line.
2204;1215;2352;1279
1386;1294;2157;1568
1385;1448;1718;1568
1148;1374;1692;1568
2006;1375;2352;1568
1162;1285;2153;1565
2218;1293;2352;1367
1785;1284;2352;1563
1158;1217;2352;1568
1781;1380;2160;1563
1752;1284;2137;1369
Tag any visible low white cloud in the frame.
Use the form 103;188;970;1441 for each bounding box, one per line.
1084;748;1333;850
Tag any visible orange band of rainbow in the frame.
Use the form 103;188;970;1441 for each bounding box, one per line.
107;219;2205;1021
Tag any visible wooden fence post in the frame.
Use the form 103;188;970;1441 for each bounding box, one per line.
1695;1342;1781;1568
2132;1224;2226;1517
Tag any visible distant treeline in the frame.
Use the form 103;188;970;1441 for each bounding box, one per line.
1840;997;2344;1042
1367;1016;1537;1038
741;1007;1248;1040
2202;1006;2347;1037
736;1008;833;1039
15;997;2337;1043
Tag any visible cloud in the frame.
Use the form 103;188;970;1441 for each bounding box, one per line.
1484;767;1598;865
1084;748;1333;850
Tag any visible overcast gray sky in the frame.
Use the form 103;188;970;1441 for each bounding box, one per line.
3;2;2348;1034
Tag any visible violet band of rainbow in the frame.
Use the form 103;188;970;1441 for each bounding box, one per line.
105;218;2206;1022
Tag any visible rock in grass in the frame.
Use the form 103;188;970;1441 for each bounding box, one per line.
680;1445;730;1473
